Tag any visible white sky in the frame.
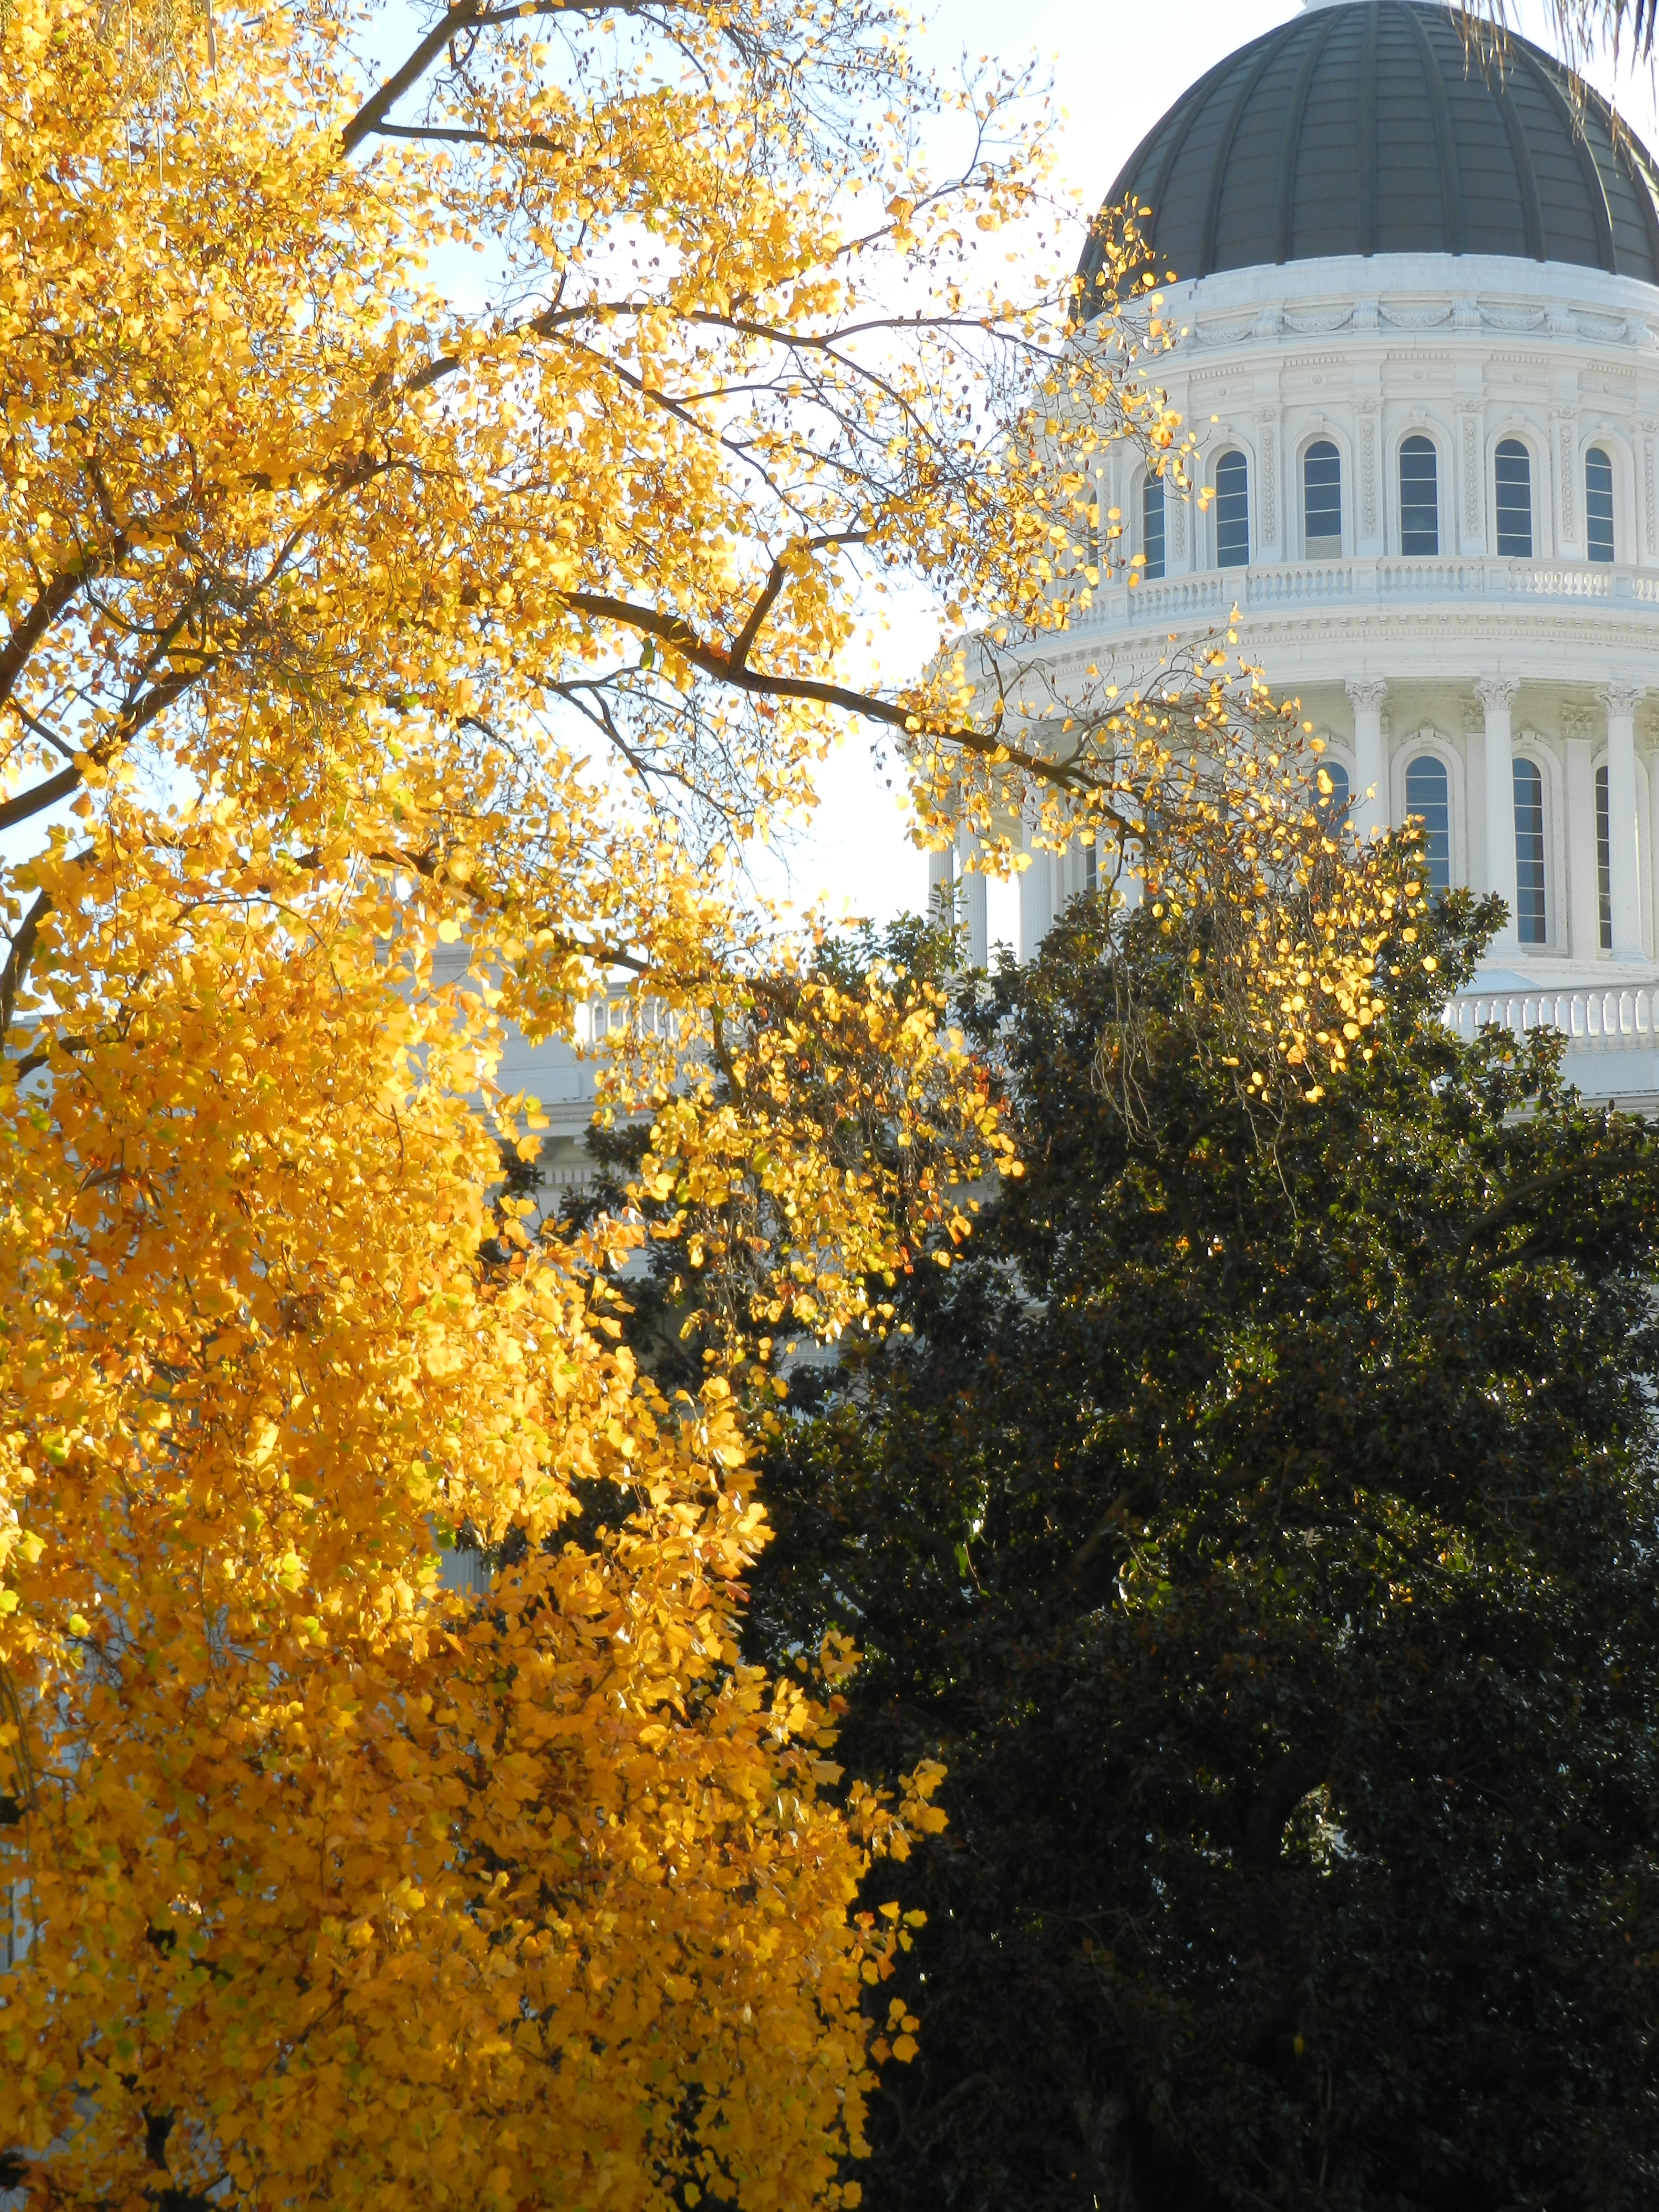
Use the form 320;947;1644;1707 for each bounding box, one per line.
771;0;1659;949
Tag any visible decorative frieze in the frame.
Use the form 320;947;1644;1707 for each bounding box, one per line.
1257;413;1280;544
1554;412;1577;541
1357;405;1379;537
1458;405;1482;539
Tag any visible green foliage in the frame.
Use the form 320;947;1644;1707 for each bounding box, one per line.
750;886;1659;2212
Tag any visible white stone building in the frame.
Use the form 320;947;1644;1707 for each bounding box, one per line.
972;0;1659;1104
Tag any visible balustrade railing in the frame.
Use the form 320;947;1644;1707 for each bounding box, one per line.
1077;555;1659;633
1446;983;1659;1051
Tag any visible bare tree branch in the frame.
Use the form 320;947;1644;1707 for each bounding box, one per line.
0;768;79;834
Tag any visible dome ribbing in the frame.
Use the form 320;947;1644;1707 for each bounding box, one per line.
1079;0;1659;302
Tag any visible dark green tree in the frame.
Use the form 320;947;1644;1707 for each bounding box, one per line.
750;884;1659;2212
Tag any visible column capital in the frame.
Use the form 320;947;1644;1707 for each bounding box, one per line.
1345;678;1389;714
1474;676;1520;715
1599;682;1647;719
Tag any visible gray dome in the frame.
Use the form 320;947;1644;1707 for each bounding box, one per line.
1079;0;1659;303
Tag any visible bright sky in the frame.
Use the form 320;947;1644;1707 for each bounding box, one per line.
14;3;1648;947
773;0;1659;947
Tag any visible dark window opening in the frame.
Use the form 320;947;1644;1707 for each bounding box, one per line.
1400;435;1439;556
1404;754;1450;894
1586;446;1614;563
1514;757;1546;944
1317;758;1350;830
1303;440;1342;557
1142;474;1166;581
1495;439;1533;559
1215;451;1249;570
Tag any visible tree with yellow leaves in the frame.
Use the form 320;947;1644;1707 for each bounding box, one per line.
0;0;1417;2207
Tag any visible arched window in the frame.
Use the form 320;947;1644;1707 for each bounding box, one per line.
1399;436;1439;555
1215;450;1249;569
1495;439;1533;558
1404;753;1451;893
1316;758;1350;828
1303;440;1342;556
1513;757;1546;943
1597;761;1612;948
1141;473;1166;581
1586;447;1615;563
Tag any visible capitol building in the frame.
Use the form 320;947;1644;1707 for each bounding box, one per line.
494;0;1659;1181
985;0;1659;1103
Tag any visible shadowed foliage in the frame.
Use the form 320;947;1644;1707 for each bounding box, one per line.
748;884;1659;2212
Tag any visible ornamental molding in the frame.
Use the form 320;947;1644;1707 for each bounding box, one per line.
1599;683;1647;717
1259;420;1279;542
1474;676;1521;713
1359;414;1378;536
1345;679;1389;714
1071;607;1659;656
1557;415;1578;540
1562;705;1597;740
1458;410;1481;536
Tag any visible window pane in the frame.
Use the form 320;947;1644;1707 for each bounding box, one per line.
1404;754;1450;893
1215;450;1249;569
1142;474;1166;581
1586;446;1614;563
1303;439;1342;555
1400;435;1439;556
1316;758;1349;831
1513;757;1546;944
1495;439;1532;559
1597;761;1612;949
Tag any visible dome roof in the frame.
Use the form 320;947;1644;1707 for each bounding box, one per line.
1079;0;1659;304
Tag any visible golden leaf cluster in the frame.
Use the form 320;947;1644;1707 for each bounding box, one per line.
0;0;1413;2202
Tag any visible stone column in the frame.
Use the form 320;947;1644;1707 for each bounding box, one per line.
927;843;954;923
1475;677;1521;950
1018;811;1056;965
1562;711;1600;961
1344;679;1389;841
958;832;989;972
1600;684;1645;961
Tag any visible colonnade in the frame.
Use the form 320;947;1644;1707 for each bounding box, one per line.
929;679;1653;970
1345;677;1648;962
